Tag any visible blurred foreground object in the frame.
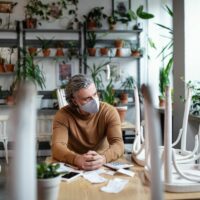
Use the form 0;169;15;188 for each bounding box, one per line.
8;81;37;200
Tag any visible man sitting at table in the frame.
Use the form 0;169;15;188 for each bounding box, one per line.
52;74;124;170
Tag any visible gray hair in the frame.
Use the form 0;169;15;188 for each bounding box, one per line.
66;74;94;106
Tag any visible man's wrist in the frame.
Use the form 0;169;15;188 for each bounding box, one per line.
102;155;106;164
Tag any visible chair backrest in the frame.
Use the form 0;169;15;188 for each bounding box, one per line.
0;115;9;139
57;88;68;109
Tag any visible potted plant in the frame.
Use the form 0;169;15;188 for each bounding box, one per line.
130;44;143;57
37;162;61;200
114;39;124;57
87;31;97;56
100;46;109;56
120;76;135;104
28;46;38;57
67;41;79;60
86;61;110;92
55;41;65;57
83;6;107;29
159;57;173;107
5;47;16;72
157;5;173;107
0;49;5;73
190;83;200;116
107;14;118;30
8;49;46;106
24;0;49;28
102;79;127;122
25;0;79;29
102;79;116;106
37;36;54;57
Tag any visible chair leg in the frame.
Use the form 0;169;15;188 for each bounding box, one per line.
3;139;8;164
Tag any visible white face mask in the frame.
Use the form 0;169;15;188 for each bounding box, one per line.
79;97;100;114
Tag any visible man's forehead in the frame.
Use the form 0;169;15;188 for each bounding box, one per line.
75;83;96;97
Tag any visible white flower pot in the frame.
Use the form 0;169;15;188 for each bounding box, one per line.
37;175;61;200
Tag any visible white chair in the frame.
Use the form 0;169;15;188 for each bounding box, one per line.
141;85;163;200
56;88;68;109
0;115;9;164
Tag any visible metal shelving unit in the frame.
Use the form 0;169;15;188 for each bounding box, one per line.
83;25;142;87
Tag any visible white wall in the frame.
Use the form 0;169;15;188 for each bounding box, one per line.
185;0;200;83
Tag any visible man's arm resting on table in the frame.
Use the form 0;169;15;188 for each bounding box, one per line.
52;142;106;171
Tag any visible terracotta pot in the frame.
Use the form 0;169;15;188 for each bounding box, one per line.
42;49;51;57
120;93;128;104
0;64;5;73
114;40;123;48
55;48;64;57
115;49;123;57
87;21;97;30
100;48;109;56
28;47;37;56
6;95;15;106
159;96;165;107
109;24;116;30
25;18;37;29
116;106;128;122
5;64;15;72
132;50;141;57
87;48;96;56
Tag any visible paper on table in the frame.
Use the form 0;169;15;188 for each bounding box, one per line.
56;163;83;173
100;178;129;193
117;168;135;177
83;172;107;184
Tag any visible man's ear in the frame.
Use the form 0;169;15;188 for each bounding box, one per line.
72;97;78;106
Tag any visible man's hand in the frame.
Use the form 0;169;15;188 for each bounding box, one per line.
74;150;106;170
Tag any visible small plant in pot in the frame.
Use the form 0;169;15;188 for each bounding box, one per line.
5;47;16;72
83;6;107;30
9;49;46;107
87;32;97;56
131;45;143;57
28;46;38;57
190;82;200;116
55;41;65;57
107;14;118;30
13;48;46;90
86;61;110;92
120;76;135;104
102;79;116;106
0;49;6;73
100;46;109;56
67;41;79;60
37;162;62;200
37;36;54;57
102;79;127;122
159;57;173;107
24;0;49;28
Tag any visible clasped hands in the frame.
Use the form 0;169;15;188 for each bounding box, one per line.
74;150;106;171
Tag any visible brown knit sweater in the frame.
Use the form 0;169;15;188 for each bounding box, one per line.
51;102;124;165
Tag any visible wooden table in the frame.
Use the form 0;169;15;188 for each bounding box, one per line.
57;156;200;200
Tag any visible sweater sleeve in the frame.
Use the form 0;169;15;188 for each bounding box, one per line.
101;105;124;162
51;110;79;165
